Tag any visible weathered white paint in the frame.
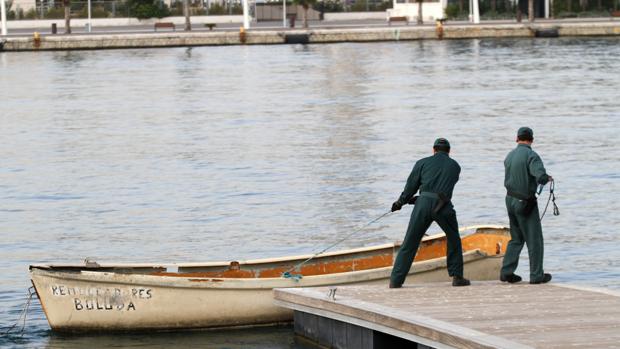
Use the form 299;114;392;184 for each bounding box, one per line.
31;252;503;331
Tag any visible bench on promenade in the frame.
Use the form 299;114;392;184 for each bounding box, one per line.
205;23;217;31
388;16;409;26
154;22;175;31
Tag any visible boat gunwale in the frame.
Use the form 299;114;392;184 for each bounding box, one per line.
28;225;508;270
28;241;399;270
29;250;493;289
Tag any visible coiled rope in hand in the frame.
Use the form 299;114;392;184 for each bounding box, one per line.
540;179;560;221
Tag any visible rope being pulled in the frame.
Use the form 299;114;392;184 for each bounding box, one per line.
282;211;392;281
1;286;35;338
282;180;560;281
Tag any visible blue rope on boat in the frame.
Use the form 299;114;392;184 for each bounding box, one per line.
281;211;392;280
282;271;303;282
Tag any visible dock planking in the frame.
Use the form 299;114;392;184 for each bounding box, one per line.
274;282;620;349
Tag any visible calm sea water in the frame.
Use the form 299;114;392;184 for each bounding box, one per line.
1;37;619;348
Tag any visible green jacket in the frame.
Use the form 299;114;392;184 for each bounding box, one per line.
504;143;549;198
398;151;461;203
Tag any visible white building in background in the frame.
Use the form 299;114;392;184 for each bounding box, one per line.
10;0;38;12
387;0;549;23
387;0;449;22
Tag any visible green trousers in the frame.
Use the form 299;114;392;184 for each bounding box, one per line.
390;196;464;286
501;196;545;282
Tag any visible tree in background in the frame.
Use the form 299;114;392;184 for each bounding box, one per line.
417;0;423;24
313;0;344;13
183;0;191;30
128;0;171;19
5;0;16;19
293;0;317;28
63;0;71;33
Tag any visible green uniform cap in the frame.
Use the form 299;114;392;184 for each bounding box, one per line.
517;127;533;139
433;138;451;148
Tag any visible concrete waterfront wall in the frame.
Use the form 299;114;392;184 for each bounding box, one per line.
557;22;620;36
1;22;620;51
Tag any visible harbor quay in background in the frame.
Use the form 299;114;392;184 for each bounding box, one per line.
1;19;620;51
274;283;620;349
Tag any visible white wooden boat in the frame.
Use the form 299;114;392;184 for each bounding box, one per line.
30;225;510;332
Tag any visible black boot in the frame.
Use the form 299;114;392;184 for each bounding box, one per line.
500;273;522;283
530;273;552;284
452;275;470;287
389;281;402;289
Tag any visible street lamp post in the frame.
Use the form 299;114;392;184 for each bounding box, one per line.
87;0;92;32
184;0;191;31
283;0;286;28
472;0;480;23
1;0;8;36
242;0;250;29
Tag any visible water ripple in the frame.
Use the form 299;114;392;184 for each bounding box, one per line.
1;37;619;347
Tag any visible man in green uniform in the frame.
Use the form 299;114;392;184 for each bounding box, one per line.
389;138;470;288
500;127;553;284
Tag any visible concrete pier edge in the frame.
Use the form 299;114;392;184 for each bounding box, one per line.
1;22;620;51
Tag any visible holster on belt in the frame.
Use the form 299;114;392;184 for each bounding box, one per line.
507;190;537;216
433;192;449;214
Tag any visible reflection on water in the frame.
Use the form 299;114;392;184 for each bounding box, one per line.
2;324;314;349
43;325;315;349
1;37;619;348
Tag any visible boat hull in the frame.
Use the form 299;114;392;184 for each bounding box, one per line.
31;251;503;332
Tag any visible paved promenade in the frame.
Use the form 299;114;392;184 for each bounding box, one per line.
3;17;620;37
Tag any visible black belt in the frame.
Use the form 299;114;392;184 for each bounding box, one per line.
420;192;450;213
419;192;439;199
507;190;534;201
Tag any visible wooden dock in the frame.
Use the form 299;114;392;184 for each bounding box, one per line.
273;282;620;349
